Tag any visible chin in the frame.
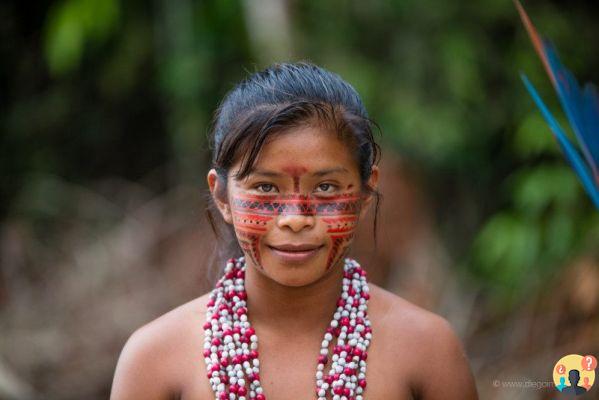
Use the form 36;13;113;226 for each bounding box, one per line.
259;249;330;288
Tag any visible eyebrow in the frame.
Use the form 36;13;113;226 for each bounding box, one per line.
250;167;349;178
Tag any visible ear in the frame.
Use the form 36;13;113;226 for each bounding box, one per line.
207;169;233;224
359;165;379;221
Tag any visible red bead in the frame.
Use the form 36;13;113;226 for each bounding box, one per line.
211;338;221;346
358;379;367;388
238;386;247;396
318;355;328;364
256;394;266;400
250;350;259;359
203;349;211;357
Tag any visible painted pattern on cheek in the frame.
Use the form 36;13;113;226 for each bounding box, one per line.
231;192;362;271
232;212;272;269
322;215;359;270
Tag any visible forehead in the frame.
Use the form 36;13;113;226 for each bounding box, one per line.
244;125;359;176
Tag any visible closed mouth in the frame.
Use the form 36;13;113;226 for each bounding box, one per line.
268;244;323;252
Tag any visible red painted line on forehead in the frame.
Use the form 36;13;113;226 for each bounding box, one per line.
282;166;308;176
282;166;307;193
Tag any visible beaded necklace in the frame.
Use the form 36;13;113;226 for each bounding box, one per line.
203;256;372;400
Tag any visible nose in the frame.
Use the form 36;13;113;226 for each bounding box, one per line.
276;213;316;232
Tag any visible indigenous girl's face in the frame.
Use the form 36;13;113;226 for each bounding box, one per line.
209;125;377;287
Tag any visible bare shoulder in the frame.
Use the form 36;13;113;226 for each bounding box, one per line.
368;284;478;400
368;284;457;343
110;293;212;400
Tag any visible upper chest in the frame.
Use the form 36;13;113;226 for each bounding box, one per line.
179;323;418;400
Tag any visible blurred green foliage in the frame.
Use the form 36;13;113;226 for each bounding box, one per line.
1;0;598;308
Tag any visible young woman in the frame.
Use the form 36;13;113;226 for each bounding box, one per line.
110;62;479;400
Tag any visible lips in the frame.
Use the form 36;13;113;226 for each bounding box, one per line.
267;243;324;263
269;243;322;252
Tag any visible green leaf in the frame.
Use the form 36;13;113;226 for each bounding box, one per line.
44;0;120;75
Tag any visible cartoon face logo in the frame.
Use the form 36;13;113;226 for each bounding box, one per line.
553;354;597;395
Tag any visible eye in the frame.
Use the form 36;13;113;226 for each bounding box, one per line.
315;183;338;193
255;183;278;193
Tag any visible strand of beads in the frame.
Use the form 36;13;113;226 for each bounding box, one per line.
203;257;372;400
203;257;264;400
315;258;372;400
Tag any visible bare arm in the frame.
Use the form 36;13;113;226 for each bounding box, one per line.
110;326;176;400
416;316;478;400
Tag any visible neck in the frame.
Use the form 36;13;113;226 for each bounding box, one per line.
244;259;345;337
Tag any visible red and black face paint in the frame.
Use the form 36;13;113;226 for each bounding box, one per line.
231;192;362;270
